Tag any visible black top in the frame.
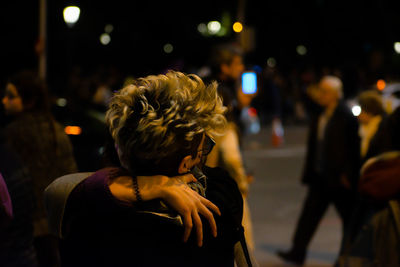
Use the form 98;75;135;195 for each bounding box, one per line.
60;167;243;267
0;143;36;265
302;102;361;189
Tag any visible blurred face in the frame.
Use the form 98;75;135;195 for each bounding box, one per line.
2;83;23;115
358;111;373;125
221;55;245;81
317;83;339;107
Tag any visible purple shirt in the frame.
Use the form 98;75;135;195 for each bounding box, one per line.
0;173;13;223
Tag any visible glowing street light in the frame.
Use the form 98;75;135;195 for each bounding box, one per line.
233;22;243;33
296;45;307;56
394;42;400;54
63;6;80;27
207;21;221;35
100;33;111;45
163;43;174;54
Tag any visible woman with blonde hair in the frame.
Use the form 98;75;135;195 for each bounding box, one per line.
58;71;249;267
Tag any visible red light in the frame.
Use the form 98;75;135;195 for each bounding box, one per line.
377;79;386;91
248;107;258;117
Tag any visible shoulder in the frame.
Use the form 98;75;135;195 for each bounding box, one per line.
203;166;243;219
332;103;358;127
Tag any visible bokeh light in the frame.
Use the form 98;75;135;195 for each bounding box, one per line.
207;21;221;35
296;45;307;56
100;33;111;45
233;22;243;33
163;43;173;54
63;6;80;26
377;79;386;91
352;105;361;116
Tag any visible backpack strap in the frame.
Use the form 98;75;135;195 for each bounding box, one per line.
239;226;253;267
44;172;93;239
389;200;400;239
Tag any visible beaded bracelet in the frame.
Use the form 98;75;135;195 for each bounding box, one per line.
132;176;142;202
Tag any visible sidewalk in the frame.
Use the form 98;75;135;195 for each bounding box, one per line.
243;126;341;267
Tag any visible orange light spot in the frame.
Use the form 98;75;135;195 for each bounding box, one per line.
377;79;386;91
65;126;82;135
233;22;243;33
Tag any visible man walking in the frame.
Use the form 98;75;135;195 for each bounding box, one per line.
277;76;360;265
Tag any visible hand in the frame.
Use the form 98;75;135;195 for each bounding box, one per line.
151;174;221;247
109;173;221;247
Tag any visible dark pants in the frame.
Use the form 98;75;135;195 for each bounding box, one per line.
290;184;354;259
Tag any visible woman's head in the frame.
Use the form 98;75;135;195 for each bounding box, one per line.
358;90;385;124
2;71;49;115
106;71;226;176
210;44;244;81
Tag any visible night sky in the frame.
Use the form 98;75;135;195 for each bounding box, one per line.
2;0;400;92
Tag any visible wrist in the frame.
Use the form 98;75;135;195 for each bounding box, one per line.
136;175;166;201
132;176;142;202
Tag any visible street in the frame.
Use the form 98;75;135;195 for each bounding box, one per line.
243;125;342;267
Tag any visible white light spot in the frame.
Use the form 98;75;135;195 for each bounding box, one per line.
105;24;114;33
63;6;80;26
394;42;400;54
163;43;173;54
352;105;361;116
207;21;221;35
56;98;67;107
296;45;307;56
197;23;207;34
100;33;111;45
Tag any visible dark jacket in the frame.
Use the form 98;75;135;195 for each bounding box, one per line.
59;167;243;267
0;143;37;266
387;106;400;150
339;199;400;267
302;102;360;189
3;112;77;224
363;116;392;163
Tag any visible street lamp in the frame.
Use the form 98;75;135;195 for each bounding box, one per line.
63;6;80;27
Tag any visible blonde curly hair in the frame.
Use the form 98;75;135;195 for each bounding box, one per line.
106;71;227;175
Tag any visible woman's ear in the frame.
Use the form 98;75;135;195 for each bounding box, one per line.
178;155;193;174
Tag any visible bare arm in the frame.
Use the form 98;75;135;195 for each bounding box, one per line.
108;173;220;247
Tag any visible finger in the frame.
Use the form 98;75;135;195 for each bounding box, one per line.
200;197;221;216
198;204;218;238
192;211;203;247
182;212;193;243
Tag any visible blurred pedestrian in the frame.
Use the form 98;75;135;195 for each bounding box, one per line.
55;71;251;267
209;44;245;137
338;91;396;262
387;105;400;150
338;152;400;266
206;123;255;254
357;90;391;162
277;76;360;266
207;44;255;254
2;70;77;267
0;143;37;266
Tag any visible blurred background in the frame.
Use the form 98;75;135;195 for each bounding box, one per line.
2;0;400;266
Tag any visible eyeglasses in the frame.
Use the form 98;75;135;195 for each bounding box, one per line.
198;135;215;157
